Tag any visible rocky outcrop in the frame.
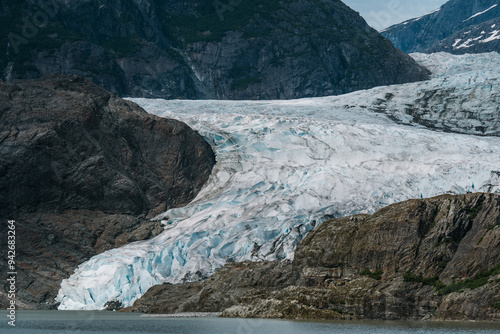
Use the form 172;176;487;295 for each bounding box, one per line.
0;75;215;308
381;0;500;53
122;261;294;313
1;0;429;99
127;193;500;321
227;193;500;320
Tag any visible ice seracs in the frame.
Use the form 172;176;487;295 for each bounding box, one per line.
56;52;500;310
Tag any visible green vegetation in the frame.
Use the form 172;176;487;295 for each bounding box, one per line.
403;272;439;286
438;261;448;269
436;264;500;296
468;204;482;219
487;216;500;231
492;302;500;309
164;48;187;66
435;281;446;290
161;0;282;44
101;37;141;57
231;76;262;90
228;64;263;90
1;2;86;74
360;270;383;281
466;196;485;220
430;219;437;229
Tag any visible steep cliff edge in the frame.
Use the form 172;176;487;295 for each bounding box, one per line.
282;192;500;320
1;0;429;99
126;193;500;321
0;75;216;308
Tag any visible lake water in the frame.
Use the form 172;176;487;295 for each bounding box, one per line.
1;311;500;334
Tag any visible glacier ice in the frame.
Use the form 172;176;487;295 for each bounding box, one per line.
299;52;500;136
57;53;500;310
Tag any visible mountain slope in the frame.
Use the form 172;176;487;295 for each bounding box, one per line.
381;0;500;53
0;75;215;309
427;17;500;53
1;0;429;99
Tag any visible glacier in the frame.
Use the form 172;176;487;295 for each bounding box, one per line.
57;52;500;310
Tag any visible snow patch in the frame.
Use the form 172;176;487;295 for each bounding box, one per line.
463;4;498;22
455;35;484;49
480;30;500;43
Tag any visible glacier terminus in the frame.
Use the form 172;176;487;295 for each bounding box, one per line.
56;52;500;310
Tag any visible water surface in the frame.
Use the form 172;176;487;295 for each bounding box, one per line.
1;311;500;334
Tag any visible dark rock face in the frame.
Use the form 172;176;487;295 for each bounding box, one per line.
381;0;500;53
1;0;429;99
0;75;215;308
127;193;500;321
0;211;164;310
426;17;500;54
0;75;215;217
176;0;430;99
122;261;294;313
294;194;500;282
239;193;500;320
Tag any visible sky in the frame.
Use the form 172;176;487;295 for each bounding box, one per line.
342;0;447;30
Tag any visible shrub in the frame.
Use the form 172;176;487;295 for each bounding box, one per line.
360;270;383;281
436;264;500;296
403;272;438;286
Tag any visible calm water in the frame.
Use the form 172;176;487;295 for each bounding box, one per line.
1;311;500;334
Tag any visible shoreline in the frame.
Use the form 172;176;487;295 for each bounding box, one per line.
139;312;221;318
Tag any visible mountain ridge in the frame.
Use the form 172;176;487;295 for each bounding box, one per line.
1;0;429;99
381;0;500;53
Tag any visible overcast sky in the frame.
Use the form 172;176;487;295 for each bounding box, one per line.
342;0;447;30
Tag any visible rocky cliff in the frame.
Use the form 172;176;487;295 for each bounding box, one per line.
126;193;500;321
121;261;295;313
381;0;500;53
0;75;216;308
1;0;429;99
